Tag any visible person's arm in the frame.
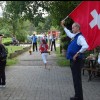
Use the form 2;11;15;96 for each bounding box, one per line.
31;36;33;40
61;21;75;39
77;35;89;53
64;28;75;39
73;35;89;60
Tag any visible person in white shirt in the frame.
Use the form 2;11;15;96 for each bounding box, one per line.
51;34;56;51
43;33;48;43
61;21;89;100
48;34;52;49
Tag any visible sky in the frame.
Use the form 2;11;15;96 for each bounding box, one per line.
0;7;48;18
0;1;6;17
0;3;48;18
0;7;3;17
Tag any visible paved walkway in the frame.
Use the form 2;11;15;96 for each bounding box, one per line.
0;50;100;100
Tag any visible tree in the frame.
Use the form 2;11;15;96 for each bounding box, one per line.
4;1;49;26
48;1;81;52
49;1;81;26
3;1;81;44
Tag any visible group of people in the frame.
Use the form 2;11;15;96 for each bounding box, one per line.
30;33;57;52
29;33;57;69
0;17;93;100
28;20;89;100
30;33;56;69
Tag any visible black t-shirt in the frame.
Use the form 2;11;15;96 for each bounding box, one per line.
0;44;8;61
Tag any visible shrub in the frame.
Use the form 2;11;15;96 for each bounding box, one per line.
60;33;70;50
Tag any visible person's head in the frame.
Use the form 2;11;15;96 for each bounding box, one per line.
42;39;46;44
33;34;35;36
72;22;80;34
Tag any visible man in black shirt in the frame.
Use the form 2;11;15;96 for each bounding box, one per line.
0;34;7;88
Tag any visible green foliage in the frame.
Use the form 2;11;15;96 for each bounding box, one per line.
6;58;18;66
55;47;70;67
60;31;71;50
3;1;81;41
0;17;11;37
36;16;52;33
4;1;48;26
15;19;32;42
6;46;24;66
16;32;26;42
2;37;12;45
2;37;12;43
47;1;81;51
49;1;81;26
4;1;81;28
6;46;24;57
3;41;12;46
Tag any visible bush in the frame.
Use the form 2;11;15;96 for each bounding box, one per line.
60;33;70;50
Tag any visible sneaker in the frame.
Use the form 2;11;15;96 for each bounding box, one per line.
2;85;6;87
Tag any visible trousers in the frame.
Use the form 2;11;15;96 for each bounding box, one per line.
70;58;83;100
41;53;48;64
0;60;6;85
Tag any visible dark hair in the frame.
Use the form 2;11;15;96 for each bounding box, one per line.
42;39;46;44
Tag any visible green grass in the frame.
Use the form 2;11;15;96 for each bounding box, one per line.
6;46;24;53
6;46;24;57
2;38;25;66
6;58;18;66
5;46;24;66
56;38;60;44
2;37;12;43
55;47;70;67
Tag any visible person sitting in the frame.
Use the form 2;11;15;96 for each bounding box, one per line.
12;36;19;46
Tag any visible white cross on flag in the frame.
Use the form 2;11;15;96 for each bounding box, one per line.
68;1;100;50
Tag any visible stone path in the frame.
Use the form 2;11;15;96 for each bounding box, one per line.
0;50;100;100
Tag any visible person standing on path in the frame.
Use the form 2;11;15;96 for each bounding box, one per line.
31;34;38;52
39;39;49;69
48;33;52;50
61;21;89;100
51;34;56;51
0;34;7;88
43;33;48;44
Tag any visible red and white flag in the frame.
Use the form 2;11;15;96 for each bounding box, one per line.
68;1;100;50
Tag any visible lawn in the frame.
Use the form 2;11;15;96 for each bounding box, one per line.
2;38;26;66
5;46;24;66
2;37;12;43
55;47;70;67
6;45;24;53
6;58;18;67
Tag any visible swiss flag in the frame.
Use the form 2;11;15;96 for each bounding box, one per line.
68;1;100;50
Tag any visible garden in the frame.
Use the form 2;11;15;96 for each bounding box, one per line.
2;37;30;66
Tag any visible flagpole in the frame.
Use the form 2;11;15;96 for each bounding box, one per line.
62;16;69;22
